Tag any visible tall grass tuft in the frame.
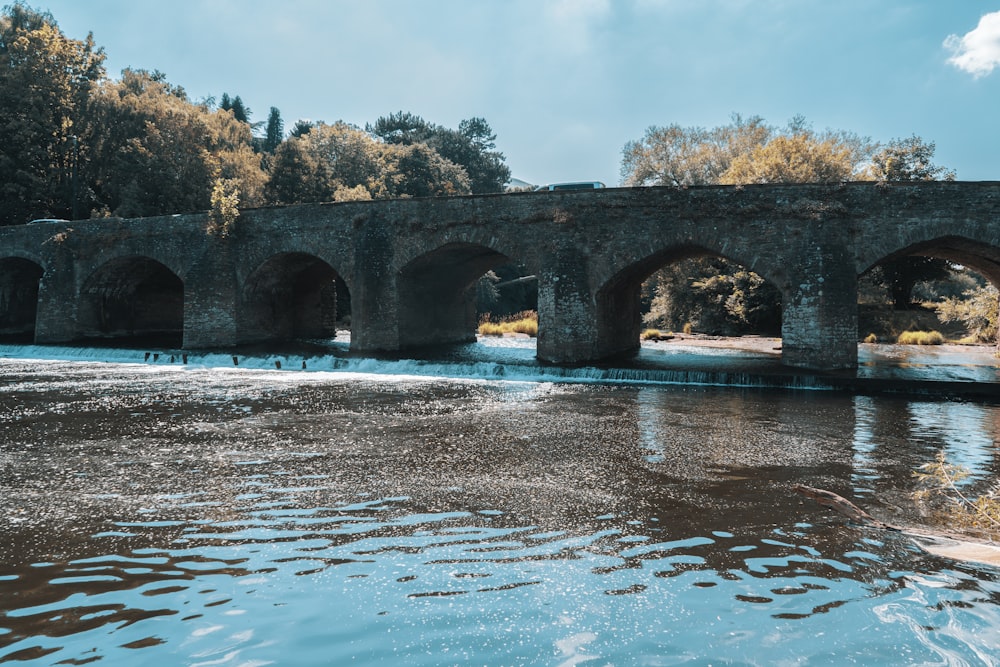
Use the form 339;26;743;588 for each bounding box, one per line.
896;330;945;345
478;310;538;337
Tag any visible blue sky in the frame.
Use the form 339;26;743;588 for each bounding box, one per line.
36;1;1000;187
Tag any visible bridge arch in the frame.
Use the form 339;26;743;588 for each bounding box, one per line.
240;252;348;343
591;244;783;359
859;235;1000;286
78;256;184;344
396;241;515;349
0;257;44;341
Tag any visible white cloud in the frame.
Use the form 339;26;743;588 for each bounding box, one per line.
944;11;1000;77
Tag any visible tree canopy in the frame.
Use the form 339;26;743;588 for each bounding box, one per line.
621;114;874;187
369;112;510;193
0;5;513;224
0;2;104;224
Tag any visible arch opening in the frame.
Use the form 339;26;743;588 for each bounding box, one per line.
598;245;783;358
0;258;44;342
859;237;1000;347
78;257;184;346
397;242;518;349
242;253;348;344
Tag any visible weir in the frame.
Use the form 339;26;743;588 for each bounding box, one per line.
2;181;999;371
2;337;998;401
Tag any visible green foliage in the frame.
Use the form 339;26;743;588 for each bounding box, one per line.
867;257;955;309
644;257;781;336
370;112;510;193
0;2;105;224
0;6;511;220
866;135;956;182
289;119;314;137
207;177;239;238
935;285;999;344
265;119;476;204
219;92;251;124
88;69;216;217
719;132;857;184
262;106;283;154
378;142;471;198
264;136;330;205
621;113;771;187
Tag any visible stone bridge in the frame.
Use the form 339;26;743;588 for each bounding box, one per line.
1;182;999;370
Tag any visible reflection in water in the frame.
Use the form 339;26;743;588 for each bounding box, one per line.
1;357;1000;665
907;401;995;476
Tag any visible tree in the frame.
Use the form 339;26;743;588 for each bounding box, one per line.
368;110;431;145
219;92;250;124
378;143;471;198
720;133;855;184
264;136;332;205
867;135;956;182
0;3;105;224
207;177;239;237
265;119;473;204
866;257;954;310
204;106;267;208
308;122;383;196
936;285;999;346
87;69;214;217
370;112;510;193
289;119;314;137
262;106;283;154
620;114;771;187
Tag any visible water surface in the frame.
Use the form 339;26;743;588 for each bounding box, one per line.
1;347;999;665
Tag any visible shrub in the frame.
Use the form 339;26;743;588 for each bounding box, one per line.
641;328;663;340
478;310;537;337
896;330;944;345
914;452;1000;537
864;333;878;344
935;285;998;344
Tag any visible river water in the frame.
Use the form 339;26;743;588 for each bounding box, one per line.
2;339;1000;666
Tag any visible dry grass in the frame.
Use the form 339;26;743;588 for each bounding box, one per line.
478;310;538;337
896;330;945;345
914;452;1000;539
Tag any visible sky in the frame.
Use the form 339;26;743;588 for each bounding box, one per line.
33;1;1000;187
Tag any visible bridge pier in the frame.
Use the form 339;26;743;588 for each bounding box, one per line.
780;251;858;371
34;243;79;344
537;246;639;364
182;243;239;348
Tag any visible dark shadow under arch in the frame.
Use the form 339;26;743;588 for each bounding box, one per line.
0;258;44;342
78;257;184;345
242;252;347;343
397;242;512;349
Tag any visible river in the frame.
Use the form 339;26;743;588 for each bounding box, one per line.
1;339;999;665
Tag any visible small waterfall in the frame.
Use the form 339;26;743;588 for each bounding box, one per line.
1;342;996;398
